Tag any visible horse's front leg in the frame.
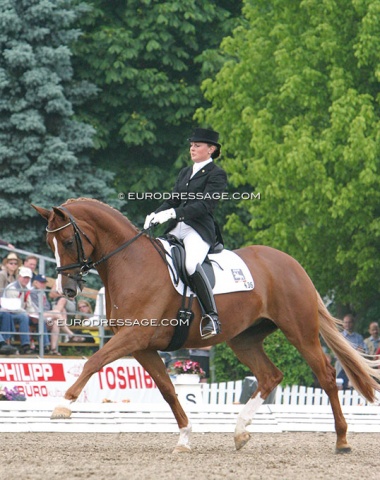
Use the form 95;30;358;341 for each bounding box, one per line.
134;350;192;453
51;330;141;419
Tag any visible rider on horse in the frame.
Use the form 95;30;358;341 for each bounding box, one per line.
144;128;227;339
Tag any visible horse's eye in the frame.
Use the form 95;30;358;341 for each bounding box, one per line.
63;239;74;248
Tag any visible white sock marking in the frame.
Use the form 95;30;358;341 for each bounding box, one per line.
235;393;264;435
177;424;192;447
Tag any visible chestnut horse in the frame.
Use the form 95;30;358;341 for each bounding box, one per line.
33;198;380;453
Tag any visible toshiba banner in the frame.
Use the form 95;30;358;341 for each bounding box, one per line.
0;358;163;403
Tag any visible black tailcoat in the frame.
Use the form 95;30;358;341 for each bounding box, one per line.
155;162;227;246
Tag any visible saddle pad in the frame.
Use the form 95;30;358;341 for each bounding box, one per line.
159;239;254;296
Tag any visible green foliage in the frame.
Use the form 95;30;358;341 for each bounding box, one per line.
213;343;251;383
214;330;314;386
0;0;115;253
263;331;314;386
72;0;242;224
198;0;380;318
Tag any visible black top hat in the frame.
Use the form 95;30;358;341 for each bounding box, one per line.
188;128;221;148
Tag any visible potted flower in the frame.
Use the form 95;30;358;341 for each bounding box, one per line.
168;360;205;384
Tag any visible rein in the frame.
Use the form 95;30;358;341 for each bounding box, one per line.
46;207;170;285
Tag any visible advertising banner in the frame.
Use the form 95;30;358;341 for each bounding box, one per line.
0;358;164;403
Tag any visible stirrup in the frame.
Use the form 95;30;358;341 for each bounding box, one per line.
200;314;221;340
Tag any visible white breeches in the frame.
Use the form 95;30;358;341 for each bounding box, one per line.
169;222;210;275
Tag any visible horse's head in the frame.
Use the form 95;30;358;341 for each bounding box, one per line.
32;204;96;298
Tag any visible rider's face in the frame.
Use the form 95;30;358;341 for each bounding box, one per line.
189;142;215;163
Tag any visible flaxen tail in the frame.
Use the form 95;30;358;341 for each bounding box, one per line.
317;293;380;403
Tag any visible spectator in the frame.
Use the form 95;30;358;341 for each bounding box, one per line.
74;299;99;344
0;253;22;290
337;313;367;389
0;253;20;354
364;322;380;356
375;345;380;360
77;299;93;321
341;314;367;353
30;274;74;355
0;335;17;355
49;280;77;319
23;255;39;288
49;280;88;343
0;267;37;354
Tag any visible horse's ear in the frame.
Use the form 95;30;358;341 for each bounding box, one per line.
52;206;68;220
31;204;51;221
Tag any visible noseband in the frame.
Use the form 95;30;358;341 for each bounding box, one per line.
46;207;97;286
46;207;146;287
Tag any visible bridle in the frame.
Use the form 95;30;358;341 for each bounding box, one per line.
46;207;147;287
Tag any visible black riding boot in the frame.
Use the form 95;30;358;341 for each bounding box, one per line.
189;264;221;340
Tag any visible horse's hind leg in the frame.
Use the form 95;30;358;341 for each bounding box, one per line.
294;341;350;452
227;320;284;450
280;315;351;453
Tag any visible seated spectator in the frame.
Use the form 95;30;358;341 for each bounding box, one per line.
0;267;39;354
23;255;39;288
74;299;99;344
49;280;82;343
364;322;380;356
0;334;17;355
30;275;75;355
0;253;22;290
49;281;76;317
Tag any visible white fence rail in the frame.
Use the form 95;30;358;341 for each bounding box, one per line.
0;380;378;434
200;380;377;406
201;380;243;405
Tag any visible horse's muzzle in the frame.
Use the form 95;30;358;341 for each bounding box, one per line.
62;277;79;299
63;287;77;299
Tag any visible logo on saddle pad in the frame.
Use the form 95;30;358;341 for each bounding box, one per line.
231;269;246;283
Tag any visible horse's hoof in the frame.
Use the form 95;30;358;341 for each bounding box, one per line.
234;432;251;450
172;444;191;453
335;445;352;454
50;406;72;420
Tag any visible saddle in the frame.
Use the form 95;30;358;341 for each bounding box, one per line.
164;234;222;289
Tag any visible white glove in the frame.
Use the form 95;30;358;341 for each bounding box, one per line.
144;212;156;229
144;209;176;229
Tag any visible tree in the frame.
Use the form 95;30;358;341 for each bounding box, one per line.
0;0;115;253
197;0;380;322
72;0;242;224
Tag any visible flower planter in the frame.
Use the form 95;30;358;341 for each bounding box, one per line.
174;374;203;405
175;374;200;385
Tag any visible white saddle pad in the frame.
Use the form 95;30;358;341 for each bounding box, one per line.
159;239;254;296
